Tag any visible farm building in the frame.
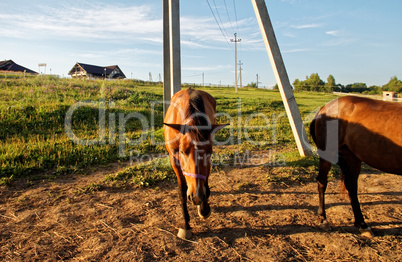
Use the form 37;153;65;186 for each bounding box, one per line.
68;62;126;79
383;91;398;101
0;60;38;75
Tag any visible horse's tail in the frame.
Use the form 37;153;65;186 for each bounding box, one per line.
311;115;348;199
339;173;348;200
337;155;350;200
309;118;317;145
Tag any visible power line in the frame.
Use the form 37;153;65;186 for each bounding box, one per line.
232;0;243;61
232;0;240;34
205;0;231;47
223;0;235;33
212;0;229;38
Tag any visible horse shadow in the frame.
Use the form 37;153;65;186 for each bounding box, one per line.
197;188;402;242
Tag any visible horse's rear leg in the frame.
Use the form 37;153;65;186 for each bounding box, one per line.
317;158;331;230
339;151;374;238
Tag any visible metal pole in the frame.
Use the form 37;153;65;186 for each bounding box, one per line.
251;0;312;156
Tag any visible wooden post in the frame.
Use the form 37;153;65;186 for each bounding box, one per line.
251;0;312;156
163;0;182;117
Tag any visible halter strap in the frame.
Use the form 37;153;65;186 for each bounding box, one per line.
178;155;207;180
182;171;207;180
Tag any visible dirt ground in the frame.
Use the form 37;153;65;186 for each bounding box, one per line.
1;159;401;261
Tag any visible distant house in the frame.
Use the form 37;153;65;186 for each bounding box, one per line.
68;62;126;79
0;60;38;75
383;91;398;101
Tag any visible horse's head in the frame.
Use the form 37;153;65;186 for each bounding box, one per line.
164;121;227;205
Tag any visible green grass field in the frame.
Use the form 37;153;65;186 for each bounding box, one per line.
0;76;338;185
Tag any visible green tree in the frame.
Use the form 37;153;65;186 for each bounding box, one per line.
367;85;382;95
305;73;324;91
344;82;368;93
246;82;257;88
382;76;402;92
292;79;301;91
325;75;336;92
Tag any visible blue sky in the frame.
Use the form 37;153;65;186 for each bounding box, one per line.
1;0;401;87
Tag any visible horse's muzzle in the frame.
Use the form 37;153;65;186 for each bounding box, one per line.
187;185;207;205
187;192;206;205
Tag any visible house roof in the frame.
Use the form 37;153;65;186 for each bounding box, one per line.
69;62;126;78
0;60;38;74
76;62;113;76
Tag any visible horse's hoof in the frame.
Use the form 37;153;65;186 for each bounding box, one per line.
198;204;211;219
319;220;331;231
177;228;192;240
360;227;374;238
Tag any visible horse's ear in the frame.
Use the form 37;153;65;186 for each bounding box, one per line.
164;123;187;134
211;123;229;134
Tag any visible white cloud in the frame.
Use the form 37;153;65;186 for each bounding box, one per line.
282;48;309;53
326;30;341;37
291;23;321;29
0;2;259;52
0;3;162;41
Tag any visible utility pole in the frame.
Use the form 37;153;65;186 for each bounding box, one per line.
230;33;241;93
256;74;261;88
238;60;243;88
202;72;204;87
163;0;181;117
252;0;312;156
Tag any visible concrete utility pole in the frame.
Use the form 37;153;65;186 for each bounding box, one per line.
256;74;260;88
230;33;241;93
163;0;181;117
252;0;312;156
238;60;243;88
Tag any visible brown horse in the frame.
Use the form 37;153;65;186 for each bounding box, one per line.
164;88;227;239
310;96;402;238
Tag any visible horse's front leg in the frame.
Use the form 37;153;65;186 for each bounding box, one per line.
170;155;192;239
177;180;192;239
198;182;211;219
317;158;331;230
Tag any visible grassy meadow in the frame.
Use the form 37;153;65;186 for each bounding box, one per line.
0;76;338;185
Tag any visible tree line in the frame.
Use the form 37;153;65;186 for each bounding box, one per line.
273;74;402;94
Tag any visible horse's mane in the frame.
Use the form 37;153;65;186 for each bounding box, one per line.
186;88;210;141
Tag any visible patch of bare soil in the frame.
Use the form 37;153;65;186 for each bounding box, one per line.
1;160;401;261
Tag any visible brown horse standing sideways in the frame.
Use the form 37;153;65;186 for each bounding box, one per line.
310;96;402;238
164;88;227;239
